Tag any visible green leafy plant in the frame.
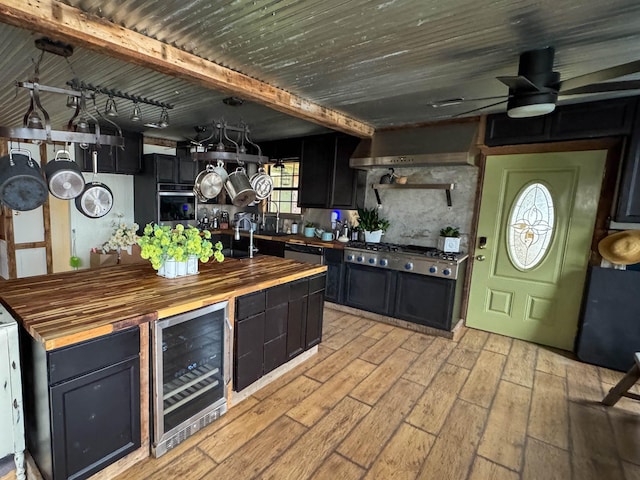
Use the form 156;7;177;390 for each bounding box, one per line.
305;222;316;228
138;223;224;270
439;226;460;237
357;207;390;232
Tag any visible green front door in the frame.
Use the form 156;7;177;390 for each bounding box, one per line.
466;151;607;350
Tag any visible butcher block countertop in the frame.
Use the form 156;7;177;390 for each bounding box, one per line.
0;256;326;351
215;229;348;249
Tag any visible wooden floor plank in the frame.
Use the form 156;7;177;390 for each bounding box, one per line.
623;461;640;480
447;344;481;370
569;401;619;460
406;363;469;435
468;457;519;480
338;378;425;468
359;327;412;365
536;348;570;378
502;339;538;388
202;416;306;479
483;333;513;355
305;334;378;383
571;454;625;480
402;336;456;387
309;453;365;480
321;316;375;350
349;347;418;406
287;358;376;427
459;349;507;408
522;437;571;480
142;448;215;480
477;380;532;470
566;359;603;403
401;332;434;353
361;321;394;340
417;399;488;480
260;397;370;480
198;375;320;462
363;423;435;480
457;328;489;351
528;371;569;450
607;408;640;466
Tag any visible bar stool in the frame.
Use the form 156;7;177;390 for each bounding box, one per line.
602;352;640;406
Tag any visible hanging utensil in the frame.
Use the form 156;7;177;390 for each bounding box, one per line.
0;148;48;211
249;165;273;201
75;151;113;218
45;149;85;200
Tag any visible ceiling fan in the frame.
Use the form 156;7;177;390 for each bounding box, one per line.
430;47;640;118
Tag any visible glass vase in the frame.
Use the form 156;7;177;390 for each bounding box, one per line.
187;255;199;275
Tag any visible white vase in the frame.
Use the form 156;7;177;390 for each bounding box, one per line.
364;230;383;243
187;255;199;275
438;236;461;253
159;258;178;278
176;260;188;277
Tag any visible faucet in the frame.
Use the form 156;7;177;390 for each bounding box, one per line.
235;218;257;259
261;201;280;233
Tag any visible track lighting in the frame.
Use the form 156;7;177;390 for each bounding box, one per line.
105;95;118;117
130;102;141;122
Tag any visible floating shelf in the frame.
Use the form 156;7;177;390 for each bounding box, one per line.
371;183;456;206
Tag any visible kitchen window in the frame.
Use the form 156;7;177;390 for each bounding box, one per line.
268;162;301;214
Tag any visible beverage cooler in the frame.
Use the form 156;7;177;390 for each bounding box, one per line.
151;301;231;457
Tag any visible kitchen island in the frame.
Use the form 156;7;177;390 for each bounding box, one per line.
0;256;326;480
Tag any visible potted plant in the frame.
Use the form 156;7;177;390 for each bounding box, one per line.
304;222;316;238
438;226;461;253
138;223;224;277
357;207;390;243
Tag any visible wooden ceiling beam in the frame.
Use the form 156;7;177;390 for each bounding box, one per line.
0;0;375;138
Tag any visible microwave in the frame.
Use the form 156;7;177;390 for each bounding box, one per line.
157;185;196;227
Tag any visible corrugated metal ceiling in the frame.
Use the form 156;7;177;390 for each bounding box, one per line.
1;0;640;142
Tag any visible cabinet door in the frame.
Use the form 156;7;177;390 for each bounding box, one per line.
549;97;635;140
256;238;285;258
179;157;198;184
77;144;116;173
155;155;178;183
330;135;359;208
393;272;456;330
115;131;142;174
264;305;287;374
344;263;396;315
286;297;308;360
484;114;550;146
324;250;344;304
305;290;324;349
50;357;140;480
616;101;640;222
234;313;265;391
299;135;333;208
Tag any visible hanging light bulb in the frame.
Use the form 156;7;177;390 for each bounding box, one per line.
158;107;169;128
26;110;43;129
105;95;118;117
130;102;141;122
76;117;90;149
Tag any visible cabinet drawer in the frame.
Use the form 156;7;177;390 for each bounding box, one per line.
289;279;308;300
48;328;140;385
309;273;326;294
236;291;265;320
266;284;290;309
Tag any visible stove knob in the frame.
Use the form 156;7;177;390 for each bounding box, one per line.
429;266;438;274
357;256;364;263
404;262;413;270
368;258;376;264
380;259;388;267
347;254;354;261
443;269;451;276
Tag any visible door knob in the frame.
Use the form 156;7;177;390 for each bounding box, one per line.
478;236;487;249
476;255;486;261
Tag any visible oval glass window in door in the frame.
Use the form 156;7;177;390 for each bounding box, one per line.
507;182;555;270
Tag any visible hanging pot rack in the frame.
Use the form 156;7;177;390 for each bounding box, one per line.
192;121;269;164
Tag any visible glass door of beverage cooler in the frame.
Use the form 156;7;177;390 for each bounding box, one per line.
152;301;230;456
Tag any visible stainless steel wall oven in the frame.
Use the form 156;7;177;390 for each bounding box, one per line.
157;184;196;228
151;301;231;457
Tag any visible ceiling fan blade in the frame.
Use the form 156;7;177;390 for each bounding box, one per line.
559;79;640;96
429;95;508;108
557;60;640;93
496;75;541;92
452;99;508;118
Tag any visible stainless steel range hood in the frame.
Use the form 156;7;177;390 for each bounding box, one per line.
350;121;479;168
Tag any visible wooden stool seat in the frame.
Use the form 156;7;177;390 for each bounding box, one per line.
602;352;640;406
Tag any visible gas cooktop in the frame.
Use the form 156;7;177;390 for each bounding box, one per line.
346;242;464;262
344;242;468;278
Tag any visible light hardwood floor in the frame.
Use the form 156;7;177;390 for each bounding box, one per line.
5;307;640;480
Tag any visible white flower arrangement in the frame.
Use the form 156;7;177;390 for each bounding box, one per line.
102;215;139;253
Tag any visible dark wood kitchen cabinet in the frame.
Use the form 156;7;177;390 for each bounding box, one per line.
615;100;640;222
75;130;142;174
141;154;196;184
21;328;141;480
393;272;457;330
299;133;360;209
234;274;326;391
344;263;396;315
324;248;345;304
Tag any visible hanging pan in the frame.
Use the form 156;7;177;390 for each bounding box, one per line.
249;165;273;201
45;149;85;200
75;151;113;218
0;148;48;211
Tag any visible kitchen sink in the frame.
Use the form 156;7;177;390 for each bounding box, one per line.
221;248;251;259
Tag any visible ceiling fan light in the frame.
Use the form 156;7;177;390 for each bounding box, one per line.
507;91;557;118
